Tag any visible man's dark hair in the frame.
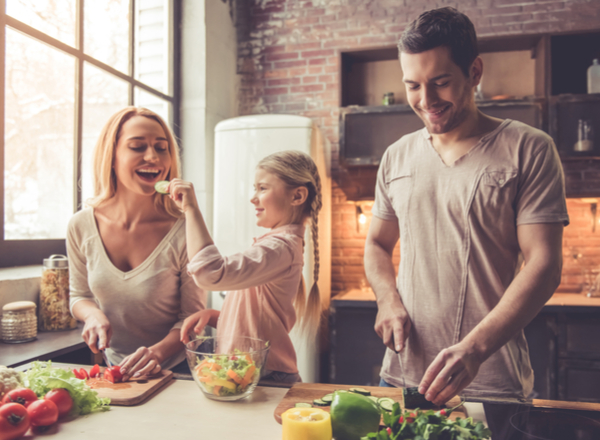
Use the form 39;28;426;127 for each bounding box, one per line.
398;7;478;77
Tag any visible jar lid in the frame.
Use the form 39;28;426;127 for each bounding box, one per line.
2;301;36;312
43;254;68;268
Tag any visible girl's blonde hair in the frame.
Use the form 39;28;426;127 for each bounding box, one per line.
257;150;322;337
86;106;182;218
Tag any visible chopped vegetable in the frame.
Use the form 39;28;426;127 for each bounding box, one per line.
350;387;371;396
313;398;328;406
89;364;100;379
0;366;23;399
22;361;110;415
402;386;436;410
154;180;170;194
294;402;312;408
192;349;258;397
104;366;123;384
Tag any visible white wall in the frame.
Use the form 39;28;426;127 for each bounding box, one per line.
180;0;239;234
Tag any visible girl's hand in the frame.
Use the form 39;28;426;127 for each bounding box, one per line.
81;309;112;354
168;178;199;213
119;346;162;381
180;309;219;344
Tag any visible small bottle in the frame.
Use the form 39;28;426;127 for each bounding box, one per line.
588;59;600;94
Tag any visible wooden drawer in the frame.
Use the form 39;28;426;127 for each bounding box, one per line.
558;358;600;403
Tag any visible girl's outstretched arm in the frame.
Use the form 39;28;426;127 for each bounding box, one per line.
169;178;214;260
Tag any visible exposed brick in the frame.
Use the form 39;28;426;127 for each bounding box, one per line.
267;77;301;86
290;84;324;94
265;52;299;62
264;86;289;95
274;59;307;69
302;49;335;58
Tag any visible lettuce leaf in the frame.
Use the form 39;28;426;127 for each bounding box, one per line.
22;361;110;415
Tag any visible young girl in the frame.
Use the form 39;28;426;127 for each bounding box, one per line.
170;150;322;383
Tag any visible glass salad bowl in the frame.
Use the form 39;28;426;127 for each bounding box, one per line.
185;336;270;401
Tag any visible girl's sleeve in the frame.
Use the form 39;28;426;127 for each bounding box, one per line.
173;242;208;329
66;217;98;315
187;235;297;291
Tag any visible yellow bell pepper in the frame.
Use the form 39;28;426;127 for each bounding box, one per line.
281;407;332;440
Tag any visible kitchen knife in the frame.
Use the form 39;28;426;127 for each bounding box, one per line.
459;395;532;406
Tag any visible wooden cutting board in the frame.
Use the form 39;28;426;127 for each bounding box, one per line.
273;383;466;424
83;365;174;406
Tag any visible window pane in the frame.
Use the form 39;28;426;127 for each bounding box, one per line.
134;88;171;124
6;0;76;47
84;0;130;73
135;0;170;93
81;63;129;206
5;29;75;239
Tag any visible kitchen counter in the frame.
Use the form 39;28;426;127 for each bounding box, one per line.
20;379;289;440
1;325;85;368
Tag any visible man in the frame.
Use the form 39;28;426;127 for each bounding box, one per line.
364;6;568;408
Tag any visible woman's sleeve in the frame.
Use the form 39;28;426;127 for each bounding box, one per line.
66;217;97;315
187;236;297;291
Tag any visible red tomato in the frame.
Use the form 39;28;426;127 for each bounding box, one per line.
89;364;100;378
0;403;30;440
27;399;59;427
2;388;38;408
79;368;90;380
104;365;123;383
72;368;84;379
386;427;392;435
44;389;73;418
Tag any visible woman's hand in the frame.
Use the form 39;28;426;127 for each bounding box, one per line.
180;309;220;344
81;309;112;354
119;347;162;381
168;178;199;214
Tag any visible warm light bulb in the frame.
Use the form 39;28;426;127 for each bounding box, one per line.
358;213;367;224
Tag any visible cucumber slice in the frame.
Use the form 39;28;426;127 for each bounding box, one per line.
321;393;334;403
294;402;312;408
313;398;328;406
335;389;348;393
154;180;170;194
368;396;380;405
349;387;371;396
377;397;395;412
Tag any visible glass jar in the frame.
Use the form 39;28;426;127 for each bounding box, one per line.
39;254;77;331
2;301;37;343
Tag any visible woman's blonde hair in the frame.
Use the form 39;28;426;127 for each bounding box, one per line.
86;106;182;218
257;150;323;337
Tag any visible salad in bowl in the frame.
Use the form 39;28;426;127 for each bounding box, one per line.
185;336;270;401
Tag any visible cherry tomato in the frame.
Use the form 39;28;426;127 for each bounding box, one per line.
386;427;392;435
0;403;30;440
104;365;123;383
439;409;447;416
44;389;73;418
27;399;59;427
89;364;100;378
79;368;90;380
2;388;38;408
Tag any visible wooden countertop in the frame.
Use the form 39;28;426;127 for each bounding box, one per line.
333;289;600;307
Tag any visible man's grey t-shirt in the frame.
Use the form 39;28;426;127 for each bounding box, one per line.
372;119;569;398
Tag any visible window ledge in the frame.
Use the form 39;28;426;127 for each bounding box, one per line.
0;265;43;311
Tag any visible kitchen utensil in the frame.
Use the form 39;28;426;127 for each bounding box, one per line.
273;383;466;424
185;336;270;402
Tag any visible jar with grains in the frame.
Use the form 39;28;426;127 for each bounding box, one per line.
2;301;37;343
39;254;77;331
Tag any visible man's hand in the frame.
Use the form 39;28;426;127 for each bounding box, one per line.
375;295;411;353
417;341;482;406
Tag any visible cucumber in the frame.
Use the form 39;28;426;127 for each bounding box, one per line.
368;396;380;405
377;397;395;412
313;398;328;406
294;402;312;408
349;387;371;396
402;386;436;409
321;393;334;403
335;389;348;393
154;180;170;194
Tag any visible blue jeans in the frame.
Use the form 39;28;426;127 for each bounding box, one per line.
379;378;396;387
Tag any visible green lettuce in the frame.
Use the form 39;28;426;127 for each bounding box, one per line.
22;361;110;415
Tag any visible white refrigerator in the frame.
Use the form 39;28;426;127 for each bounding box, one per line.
211;114;331;383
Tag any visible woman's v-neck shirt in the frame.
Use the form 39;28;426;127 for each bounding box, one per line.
67;208;207;369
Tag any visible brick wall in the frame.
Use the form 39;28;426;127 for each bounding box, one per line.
235;0;600;296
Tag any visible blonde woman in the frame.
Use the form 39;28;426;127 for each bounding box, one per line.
173;150;323;385
67;107;206;380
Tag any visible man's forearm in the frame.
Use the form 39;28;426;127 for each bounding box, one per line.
364;239;400;304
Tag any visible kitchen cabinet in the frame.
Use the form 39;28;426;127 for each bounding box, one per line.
338;29;600;192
